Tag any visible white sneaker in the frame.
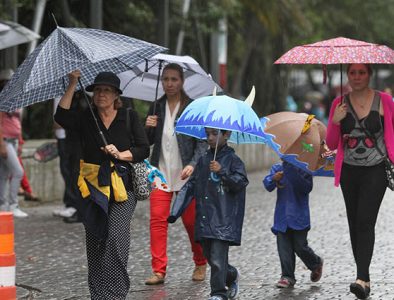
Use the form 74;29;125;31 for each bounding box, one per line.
52;206;66;216
53;207;76;218
12;207;28;218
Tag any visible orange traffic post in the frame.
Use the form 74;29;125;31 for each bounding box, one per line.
0;212;16;300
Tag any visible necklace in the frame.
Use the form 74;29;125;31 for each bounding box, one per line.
352;89;372;109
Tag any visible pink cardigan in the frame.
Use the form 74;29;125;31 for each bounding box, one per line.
326;91;394;186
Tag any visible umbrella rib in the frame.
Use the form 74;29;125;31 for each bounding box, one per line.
122;60;161;90
114;57;137;70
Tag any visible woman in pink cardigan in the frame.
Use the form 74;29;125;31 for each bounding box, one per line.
326;63;394;299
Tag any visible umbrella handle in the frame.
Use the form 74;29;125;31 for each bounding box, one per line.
213;129;221;161
340;64;343;103
152;59;164;115
78;78;108;146
141;58;149;81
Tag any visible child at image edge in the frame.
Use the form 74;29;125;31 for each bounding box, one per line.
263;161;324;288
168;128;248;300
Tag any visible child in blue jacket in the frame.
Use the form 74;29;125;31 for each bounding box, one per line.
168;128;248;300
263;161;323;288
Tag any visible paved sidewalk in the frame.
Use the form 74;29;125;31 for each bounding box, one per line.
14;171;394;299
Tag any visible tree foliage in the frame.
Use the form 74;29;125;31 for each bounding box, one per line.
3;0;394;137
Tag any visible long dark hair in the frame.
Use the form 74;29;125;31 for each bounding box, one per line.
162;63;190;112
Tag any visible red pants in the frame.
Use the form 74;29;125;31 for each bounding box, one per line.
149;189;207;275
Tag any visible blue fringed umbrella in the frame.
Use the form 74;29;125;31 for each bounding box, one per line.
175;88;266;159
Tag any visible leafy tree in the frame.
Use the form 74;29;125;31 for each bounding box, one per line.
5;0;394;137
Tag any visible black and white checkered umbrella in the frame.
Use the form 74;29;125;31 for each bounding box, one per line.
0;26;167;112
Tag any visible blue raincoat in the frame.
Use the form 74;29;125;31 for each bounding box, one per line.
263;162;313;235
169;145;248;246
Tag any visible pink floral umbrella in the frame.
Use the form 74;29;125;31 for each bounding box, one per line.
274;37;394;93
275;37;394;65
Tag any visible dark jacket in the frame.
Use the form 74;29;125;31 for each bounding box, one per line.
55;106;150;165
54;106;150;239
169;145;248;246
263;162;313;235
145;96;207;168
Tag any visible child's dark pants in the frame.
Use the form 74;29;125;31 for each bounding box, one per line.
201;239;238;300
277;228;321;282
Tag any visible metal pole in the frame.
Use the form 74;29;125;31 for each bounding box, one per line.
210;32;219;84
27;0;47;55
193;18;207;71
175;0;191;55
3;0;18;69
90;0;103;29
60;0;73;27
217;17;227;90
157;0;169;47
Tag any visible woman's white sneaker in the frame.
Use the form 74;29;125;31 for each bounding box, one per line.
53;206;76;218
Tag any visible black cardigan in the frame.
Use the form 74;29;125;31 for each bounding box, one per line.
54;106;150;165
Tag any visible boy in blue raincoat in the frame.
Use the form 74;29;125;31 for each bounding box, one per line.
168;128;248;300
263;161;323;288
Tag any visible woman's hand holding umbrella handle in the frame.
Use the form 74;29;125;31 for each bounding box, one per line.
101;145;133;161
102;144;121;160
332;102;347;125
68;70;81;85
145;115;158;128
58;70;81;110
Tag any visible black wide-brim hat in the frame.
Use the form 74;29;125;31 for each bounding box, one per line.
85;71;123;94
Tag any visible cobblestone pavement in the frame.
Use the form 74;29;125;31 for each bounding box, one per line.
14;171;394;300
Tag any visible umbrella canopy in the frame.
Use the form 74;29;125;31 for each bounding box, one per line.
274;37;394;95
117;53;222;101
0;22;10;33
175;89;266;145
260;112;335;176
274;37;394;65
0;20;40;50
0;26;166;112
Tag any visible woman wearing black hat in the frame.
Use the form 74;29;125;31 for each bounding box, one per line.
54;70;150;299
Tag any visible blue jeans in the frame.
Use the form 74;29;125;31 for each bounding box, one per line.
0;139;24;209
201;239;238;300
277;229;321;282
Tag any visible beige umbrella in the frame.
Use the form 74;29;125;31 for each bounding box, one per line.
261;111;335;176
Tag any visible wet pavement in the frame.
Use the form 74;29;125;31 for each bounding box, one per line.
13;171;394;299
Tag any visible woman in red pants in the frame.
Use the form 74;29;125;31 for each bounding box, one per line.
144;63;207;285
